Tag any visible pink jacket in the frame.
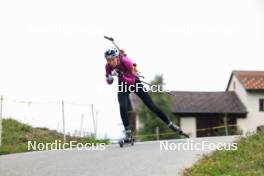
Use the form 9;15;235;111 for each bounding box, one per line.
105;56;136;85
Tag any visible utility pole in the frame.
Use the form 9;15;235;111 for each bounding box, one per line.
80;114;84;137
91;104;96;138
156;126;160;141
224;114;229;136
62;101;66;142
95;111;98;137
0;95;3;146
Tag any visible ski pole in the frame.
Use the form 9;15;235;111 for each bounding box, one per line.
103;36;121;52
104;36;176;97
138;79;177;97
111;70;176;97
104;36;128;57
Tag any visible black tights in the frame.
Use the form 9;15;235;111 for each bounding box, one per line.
117;81;171;130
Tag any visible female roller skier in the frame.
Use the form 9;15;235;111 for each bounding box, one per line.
104;47;189;141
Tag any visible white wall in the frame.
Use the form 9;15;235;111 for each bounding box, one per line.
228;75;248;105
227;75;249;134
228;75;264;134
180;117;196;138
244;92;264;133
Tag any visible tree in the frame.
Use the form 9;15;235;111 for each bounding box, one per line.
136;75;180;141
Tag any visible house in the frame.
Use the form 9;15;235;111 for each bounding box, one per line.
170;91;247;137
130;70;264;138
225;71;264;135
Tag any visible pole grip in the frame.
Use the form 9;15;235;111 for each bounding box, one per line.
103;36;121;51
104;36;114;41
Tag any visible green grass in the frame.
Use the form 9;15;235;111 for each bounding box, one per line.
183;131;264;176
0;118;109;155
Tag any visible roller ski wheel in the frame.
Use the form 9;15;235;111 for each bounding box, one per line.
131;138;135;146
168;122;190;138
180;132;190;138
118;137;135;148
119;140;124;148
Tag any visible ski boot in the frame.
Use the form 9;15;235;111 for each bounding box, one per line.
119;129;135;147
168;122;190;138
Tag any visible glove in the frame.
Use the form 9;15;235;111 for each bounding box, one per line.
106;75;114;82
106;75;114;85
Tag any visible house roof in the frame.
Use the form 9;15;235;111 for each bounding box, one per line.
170;91;247;116
129;91;247;117
227;70;264;91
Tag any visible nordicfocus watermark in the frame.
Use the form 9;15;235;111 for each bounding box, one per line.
28;140;106;151
118;82;170;93
160;140;238;151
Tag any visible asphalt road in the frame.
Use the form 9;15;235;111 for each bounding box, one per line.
0;136;240;176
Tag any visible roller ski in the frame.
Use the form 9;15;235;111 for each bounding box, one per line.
168;122;190;138
119;129;135;148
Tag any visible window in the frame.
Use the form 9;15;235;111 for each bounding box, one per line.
259;99;264;112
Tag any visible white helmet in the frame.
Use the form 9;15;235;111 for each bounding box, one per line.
104;47;119;59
